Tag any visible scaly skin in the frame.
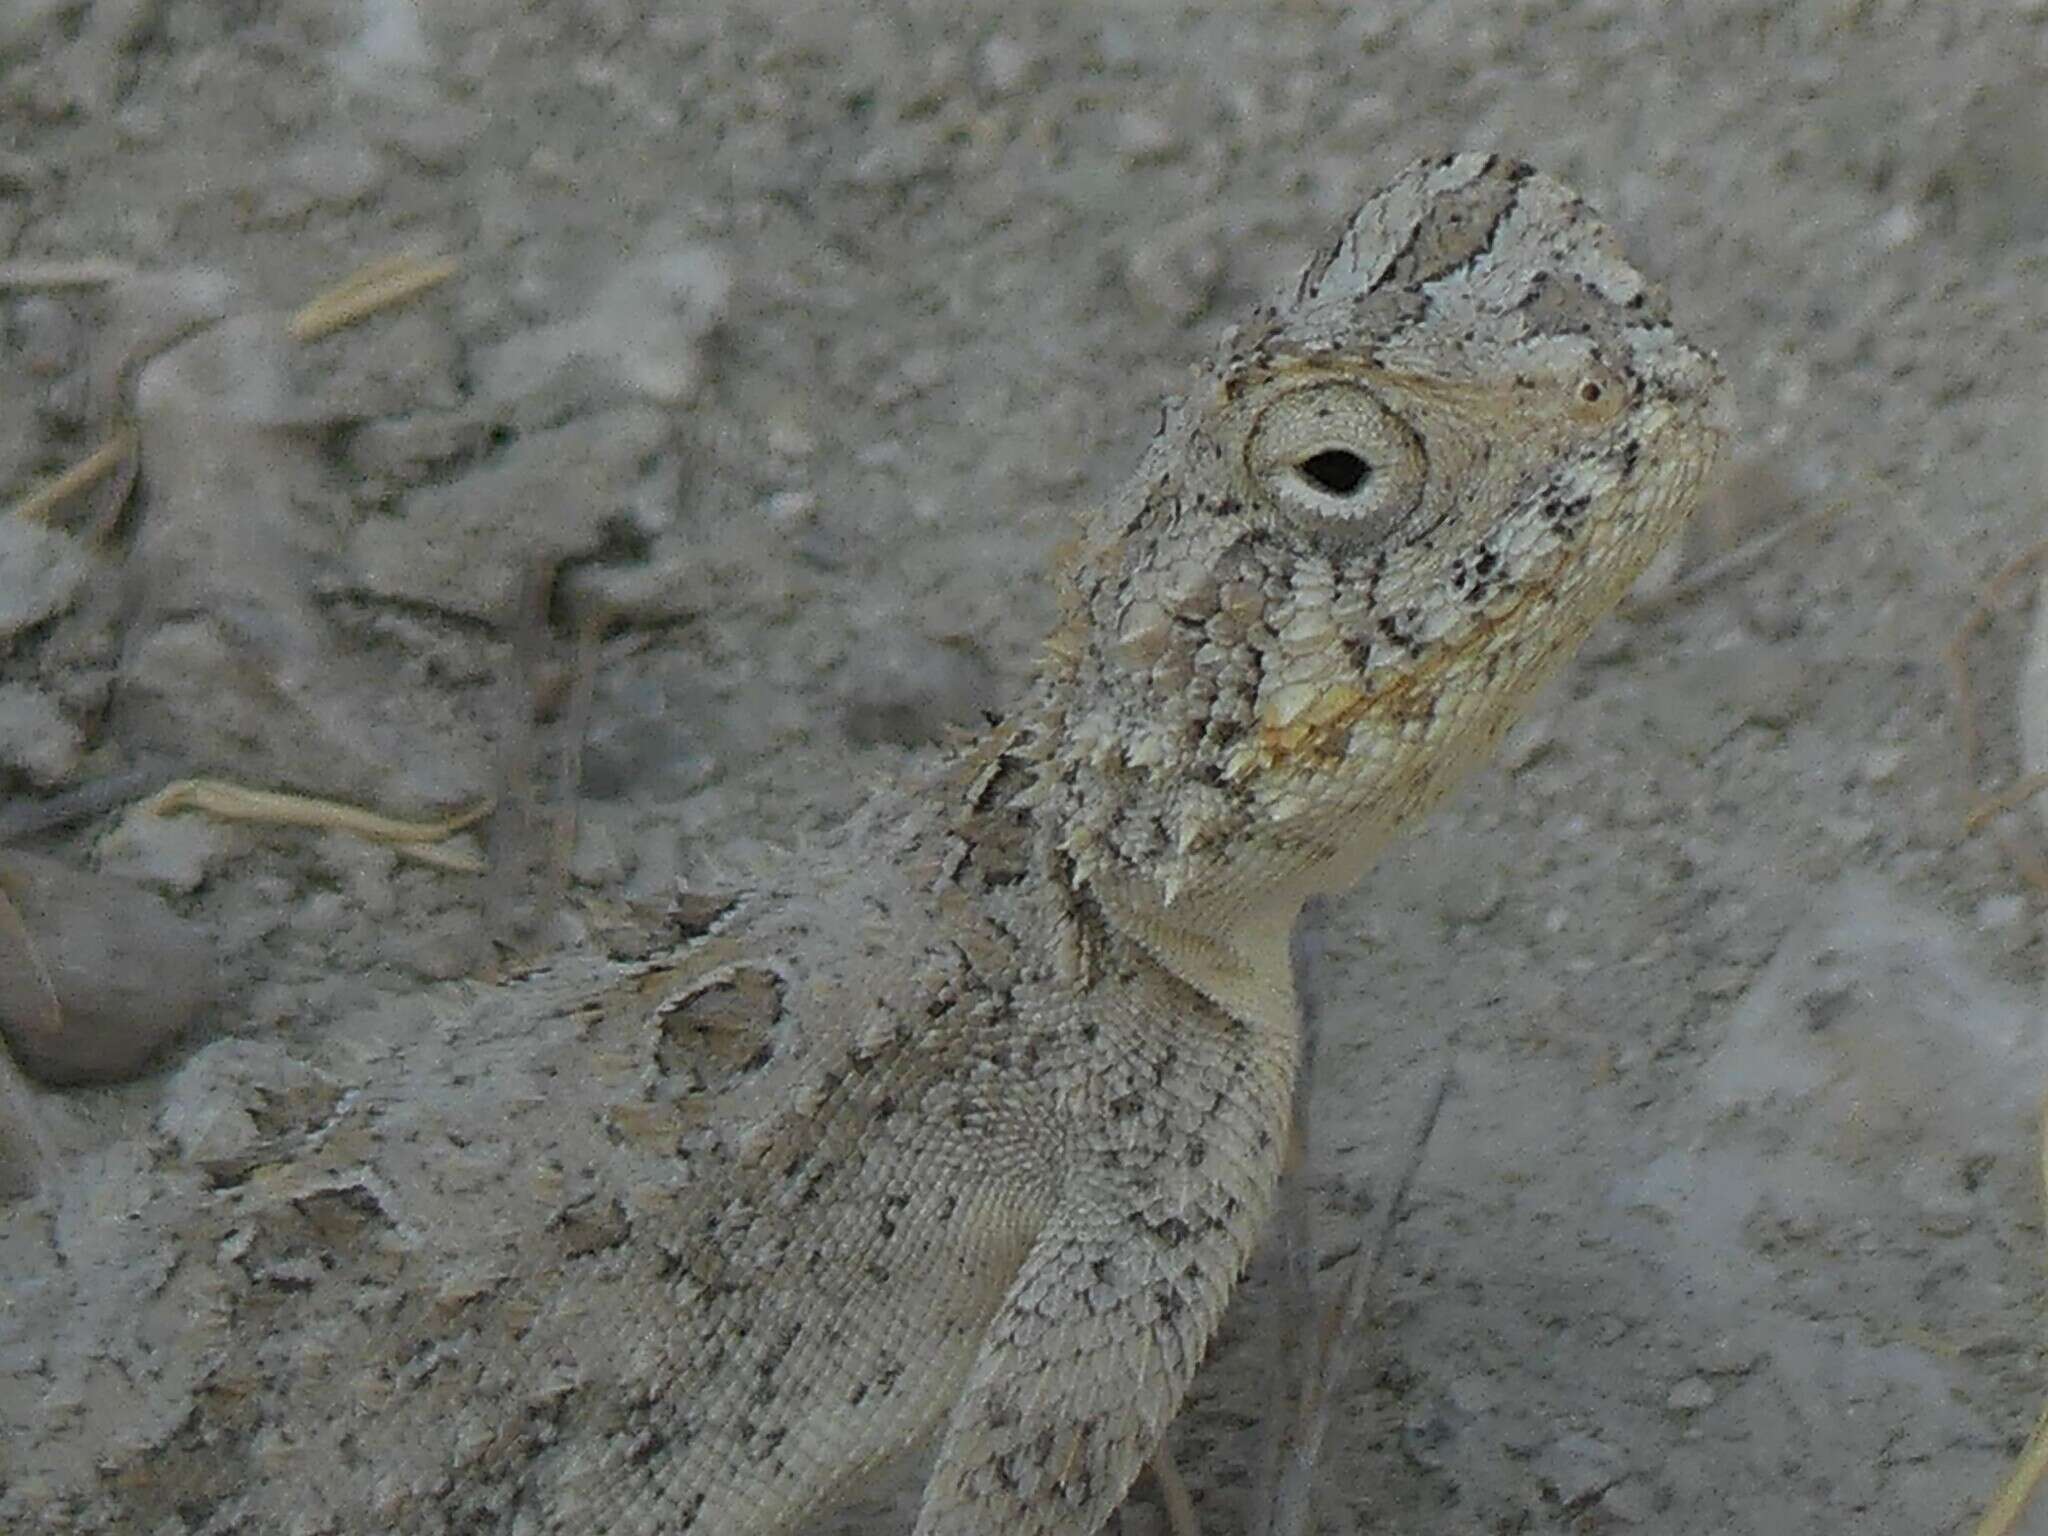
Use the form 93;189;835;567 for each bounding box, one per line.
0;154;1725;1535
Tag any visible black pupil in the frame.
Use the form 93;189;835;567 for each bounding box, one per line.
1298;450;1370;496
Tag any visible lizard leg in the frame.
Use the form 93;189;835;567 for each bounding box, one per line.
910;1180;1259;1536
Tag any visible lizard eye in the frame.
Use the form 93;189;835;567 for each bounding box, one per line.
1296;449;1371;496
1245;380;1426;546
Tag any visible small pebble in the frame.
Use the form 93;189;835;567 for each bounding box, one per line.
96;804;225;894
0;682;82;786
570;818;627;887
9;294;79;376
1126;221;1223;322
1666;1375;1716;1411
1115;109;1179;163
977;34;1034;94
1530;1431;1624;1508
0;852;216;1084
0;519;88;642
1975;893;2025;932
1599;1477;1658;1522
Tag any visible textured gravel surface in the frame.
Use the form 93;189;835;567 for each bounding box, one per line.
2;3;2045;1532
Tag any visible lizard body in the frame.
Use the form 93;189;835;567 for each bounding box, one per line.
0;154;1726;1534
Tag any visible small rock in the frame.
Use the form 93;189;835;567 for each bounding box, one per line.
0;148;41;192
1500;713;1556;771
0;682;83;786
157;1039;343;1171
840;632;998;747
1665;1375;1716;1411
1126;219;1223;323
1976;893;2026;932
351;406;675;620
95;803;226;894
477;234;731;414
9;293;79;376
285;130;385;206
315;831;398;920
1531;1431;1624;1509
569;817;627;888
1599;1477;1658;1522
394;927;487;982
977;34;1034;94
1434;863;1505;928
1401;1402;1458;1470
850;125;946;188
345;409;490;487
0;518;89;642
292;307;461;419
765;489;818;526
368;101;487;169
0;852;216;1084
1115;109;1180;164
1445;1371;1503;1415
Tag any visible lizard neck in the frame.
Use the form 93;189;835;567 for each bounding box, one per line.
1082;862;1304;1038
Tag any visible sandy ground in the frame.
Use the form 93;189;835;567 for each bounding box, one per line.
2;1;2046;1531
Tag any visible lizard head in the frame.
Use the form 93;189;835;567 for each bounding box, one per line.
1028;153;1729;949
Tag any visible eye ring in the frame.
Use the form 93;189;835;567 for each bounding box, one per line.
1242;380;1426;548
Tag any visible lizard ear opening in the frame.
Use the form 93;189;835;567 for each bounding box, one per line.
1244;380;1426;547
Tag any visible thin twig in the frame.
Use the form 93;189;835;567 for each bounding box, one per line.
1944;538;2048;796
0;258;133;288
486;561;560;945
1621;496;1847;618
552;606;613;892
1263;1061;1453;1536
1968;1090;2048;1536
289;252;457;342
1252;901;1327;1536
1964;771;2048;833
1942;537;2048;892
139;778;491;872
6;427;135;524
1975;1404;2048;1536
1149;1430;1203;1536
0;762;172;843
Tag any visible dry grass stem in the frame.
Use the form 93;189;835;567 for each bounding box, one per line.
1969;1093;2048;1534
1253;906;1326;1534
7;426;136;525
1621;495;1846;619
1942;538;2048;892
289;253;457;342
1975;1407;2048;1536
140;778;491;872
1963;771;2048;833
1945;539;2048;794
1147;1432;1202;1536
0;258;133;288
1262;1062;1452;1536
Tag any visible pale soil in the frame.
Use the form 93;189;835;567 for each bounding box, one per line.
2;2;2046;1532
